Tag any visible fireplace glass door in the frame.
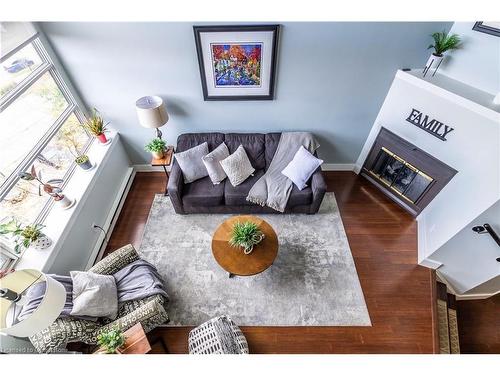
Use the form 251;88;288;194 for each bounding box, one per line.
369;147;433;204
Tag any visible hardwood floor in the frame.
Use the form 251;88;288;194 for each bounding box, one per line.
105;171;437;353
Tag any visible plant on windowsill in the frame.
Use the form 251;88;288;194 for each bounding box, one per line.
58;125;93;170
423;31;461;77
144;138;166;159
18;166;74;209
96;328;126;354
0;219;51;253
82;108;109;144
229;221;265;255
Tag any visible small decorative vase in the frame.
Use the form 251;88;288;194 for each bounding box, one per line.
31;235;52;250
96;133;108;143
152;150;164;159
423;53;444;77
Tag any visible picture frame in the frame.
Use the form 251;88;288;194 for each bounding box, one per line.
472;22;500;37
193;25;280;101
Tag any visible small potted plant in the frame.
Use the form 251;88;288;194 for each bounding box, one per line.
229;221;265;255
423;31;461;77
59;127;93;170
144;138;166;159
82;108;109;144
18;166;74;209
96;328;126;354
74;154;93;170
0;219;51;253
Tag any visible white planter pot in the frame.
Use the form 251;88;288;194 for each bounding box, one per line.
56;195;73;208
423;53;444;77
31;235;52;250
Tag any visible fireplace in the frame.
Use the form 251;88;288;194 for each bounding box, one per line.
361;128;457;216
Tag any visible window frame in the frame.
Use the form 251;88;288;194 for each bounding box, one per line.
0;32;91;268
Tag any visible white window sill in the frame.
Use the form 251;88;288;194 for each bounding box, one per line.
15;130;120;272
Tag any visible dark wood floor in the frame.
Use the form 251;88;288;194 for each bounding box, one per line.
104;171;495;354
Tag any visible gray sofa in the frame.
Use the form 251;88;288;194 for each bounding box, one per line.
167;132;326;214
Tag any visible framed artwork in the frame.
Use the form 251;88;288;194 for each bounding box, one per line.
193;25;280;101
472;22;500;37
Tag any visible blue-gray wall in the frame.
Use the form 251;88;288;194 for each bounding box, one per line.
38;22;452;165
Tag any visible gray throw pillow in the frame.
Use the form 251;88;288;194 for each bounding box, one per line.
174;142;210;183
202;142;230;184
70;271;118;319
220;145;255;187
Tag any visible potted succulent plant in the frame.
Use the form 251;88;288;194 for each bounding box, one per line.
423;31;461;77
18;166;74;209
0;219;51;253
59;126;93;170
144;138;166;159
96;328;126;354
229;221;265;255
74;154;93;170
82;108;109;144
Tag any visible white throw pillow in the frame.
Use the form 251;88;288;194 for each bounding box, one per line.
70;271;118;319
281;146;323;190
174;142;210;183
219;145;255;187
202;142;230;184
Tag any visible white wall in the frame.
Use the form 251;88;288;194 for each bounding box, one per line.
439;22;500;95
356;71;500;291
431;200;500;294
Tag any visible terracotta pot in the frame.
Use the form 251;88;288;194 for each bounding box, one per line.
96;133;108;143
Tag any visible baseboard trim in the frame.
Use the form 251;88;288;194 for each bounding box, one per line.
85;167;135;269
133;164;170;172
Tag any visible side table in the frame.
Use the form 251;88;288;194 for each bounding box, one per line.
151;146;174;196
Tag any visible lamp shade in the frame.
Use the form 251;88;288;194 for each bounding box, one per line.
135;95;169;129
0;269;65;337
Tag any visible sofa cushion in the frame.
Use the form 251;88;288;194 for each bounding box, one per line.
220;145;255;187
224;169;265;206
288;184;313;207
202;142;230;184
224;133;266;170
174;142;210;183
264;133;281;169
177;133;225;153
281;146;324;190
182;176;225;207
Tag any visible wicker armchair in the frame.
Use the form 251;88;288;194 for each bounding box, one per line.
29;244;169;353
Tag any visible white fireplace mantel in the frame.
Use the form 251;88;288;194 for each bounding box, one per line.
355;69;500;296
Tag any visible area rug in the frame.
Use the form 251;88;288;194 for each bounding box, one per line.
139;193;371;326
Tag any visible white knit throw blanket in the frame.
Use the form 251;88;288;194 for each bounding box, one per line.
246;132;320;212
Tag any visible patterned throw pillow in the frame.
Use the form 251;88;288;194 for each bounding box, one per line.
174;142;209;183
219;145;255;187
202;142;230;184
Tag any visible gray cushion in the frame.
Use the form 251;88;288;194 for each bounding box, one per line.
220;145;255;187
182;176;225;207
225;133;266;170
70;271;118;319
225;169;265;206
174;142;209;183
177;133;224;153
288;184;313;207
202;142;229;184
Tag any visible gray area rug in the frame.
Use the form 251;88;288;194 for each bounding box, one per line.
139;193;371;326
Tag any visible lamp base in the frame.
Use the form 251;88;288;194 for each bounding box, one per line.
156;128;163;140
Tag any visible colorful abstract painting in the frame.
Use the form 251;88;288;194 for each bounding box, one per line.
211;43;262;87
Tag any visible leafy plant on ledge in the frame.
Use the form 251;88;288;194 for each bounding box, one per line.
82;108;109;143
145;138;166;159
229;221;265;255
0;219;45;253
428;31;461;56
97;328;126;354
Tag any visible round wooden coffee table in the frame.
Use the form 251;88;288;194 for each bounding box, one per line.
212;215;279;278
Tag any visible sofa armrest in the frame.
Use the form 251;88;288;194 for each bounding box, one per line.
309;168;327;214
88;244;140;275
167;159;185;214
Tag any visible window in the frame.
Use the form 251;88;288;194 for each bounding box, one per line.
0;23;91;268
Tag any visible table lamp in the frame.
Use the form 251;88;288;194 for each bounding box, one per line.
135;95;169;140
0;269;65;337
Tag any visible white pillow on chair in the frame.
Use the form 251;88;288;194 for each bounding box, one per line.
281;146;323;190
